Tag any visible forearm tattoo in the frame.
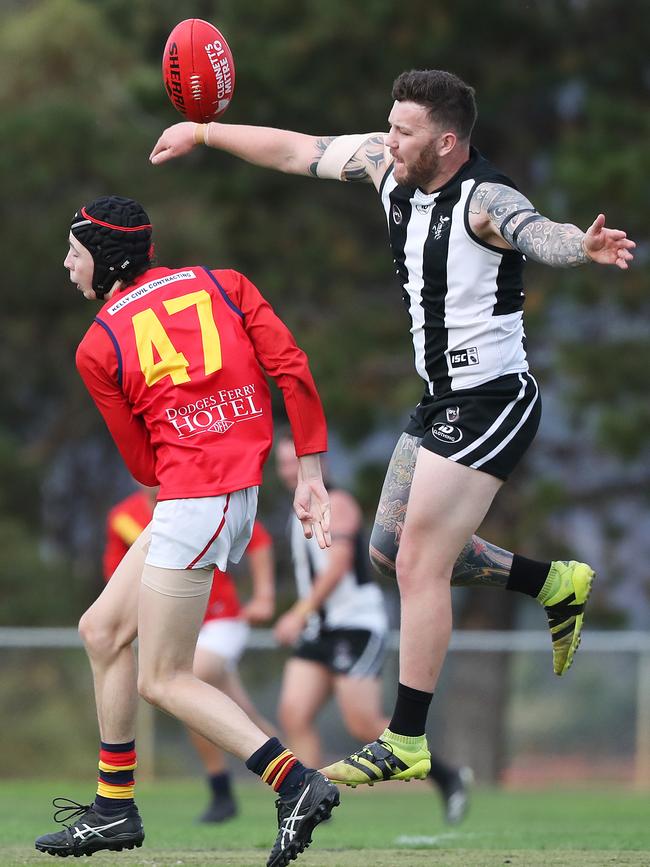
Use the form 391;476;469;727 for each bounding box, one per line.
308;136;337;177
369;433;514;588
472;182;590;267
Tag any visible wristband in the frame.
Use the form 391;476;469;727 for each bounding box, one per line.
293;599;315;618
193;123;206;146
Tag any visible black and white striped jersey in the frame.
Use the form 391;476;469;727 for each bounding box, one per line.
289;513;388;634
379;147;528;396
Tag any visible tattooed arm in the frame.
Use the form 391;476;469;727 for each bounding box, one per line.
468;182;635;269
308;133;391;189
150;121;392;189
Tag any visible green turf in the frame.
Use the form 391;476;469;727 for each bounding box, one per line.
2;779;649;867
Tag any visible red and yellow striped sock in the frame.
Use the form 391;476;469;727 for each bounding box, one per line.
246;737;306;797
94;740;136;813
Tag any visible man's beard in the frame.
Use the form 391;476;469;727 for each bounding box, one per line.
396;140;440;189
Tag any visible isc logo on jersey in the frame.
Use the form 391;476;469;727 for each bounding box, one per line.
431;423;463;444
449;347;480;368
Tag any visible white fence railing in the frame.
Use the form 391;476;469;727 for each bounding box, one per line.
2;628;649;787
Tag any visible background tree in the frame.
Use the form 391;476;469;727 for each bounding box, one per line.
0;0;648;780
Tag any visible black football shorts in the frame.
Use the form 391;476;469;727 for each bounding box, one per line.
405;371;541;481
292;627;387;678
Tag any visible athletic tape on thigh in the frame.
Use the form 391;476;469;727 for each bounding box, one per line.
141;564;213;598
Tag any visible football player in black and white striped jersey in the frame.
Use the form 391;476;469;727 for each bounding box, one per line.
151;69;635;787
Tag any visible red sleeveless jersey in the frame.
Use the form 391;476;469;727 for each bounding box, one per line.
77;267;326;499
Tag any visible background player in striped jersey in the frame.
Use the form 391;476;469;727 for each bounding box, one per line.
150;70;635;786
103;485;277;823
36;195;339;867
273;433;472;824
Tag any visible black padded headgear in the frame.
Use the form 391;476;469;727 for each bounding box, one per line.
70;196;153;299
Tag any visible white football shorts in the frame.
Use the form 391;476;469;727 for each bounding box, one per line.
196;618;250;667
146;486;258;572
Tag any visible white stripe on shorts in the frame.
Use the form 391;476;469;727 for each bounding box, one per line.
347;630;386;678
471;374;539;470
446;373;537;466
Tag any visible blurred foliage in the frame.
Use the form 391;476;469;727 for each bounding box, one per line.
0;0;648;627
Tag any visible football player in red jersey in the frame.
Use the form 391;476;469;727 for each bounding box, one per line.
104;485;277;823
35;196;339;867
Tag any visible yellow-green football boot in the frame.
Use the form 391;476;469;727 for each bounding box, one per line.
538;560;595;676
320;729;431;787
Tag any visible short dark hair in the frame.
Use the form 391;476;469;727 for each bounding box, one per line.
392;70;477;141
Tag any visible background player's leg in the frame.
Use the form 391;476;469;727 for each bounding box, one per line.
277;658;332;767
333;674;388;743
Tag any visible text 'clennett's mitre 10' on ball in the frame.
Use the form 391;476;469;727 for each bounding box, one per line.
162;18;236;123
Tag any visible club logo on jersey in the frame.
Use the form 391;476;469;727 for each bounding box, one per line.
415;203;431;214
431;214;450;240
446;406;460;423
391;204;403;225
449;347;480;368
431;423;463;444
165;384;262;439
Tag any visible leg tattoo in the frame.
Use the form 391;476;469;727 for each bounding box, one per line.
369;433;514;589
369;433;419;579
451;537;513;589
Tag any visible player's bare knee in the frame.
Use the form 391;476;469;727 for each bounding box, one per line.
78;609;125;660
278;699;311;734
137;670;169;708
395;546;446;593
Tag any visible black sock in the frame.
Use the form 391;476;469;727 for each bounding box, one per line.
388;682;433;737
209;771;233;801
506;554;551;598
428;754;456;788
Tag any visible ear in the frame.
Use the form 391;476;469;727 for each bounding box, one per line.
438;131;457;156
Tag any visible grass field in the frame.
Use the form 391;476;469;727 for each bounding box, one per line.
2;779;649;867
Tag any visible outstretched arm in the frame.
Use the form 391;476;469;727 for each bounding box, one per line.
150;122;391;188
469;182;636;269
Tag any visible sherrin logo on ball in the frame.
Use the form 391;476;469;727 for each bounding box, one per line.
162;18;236;123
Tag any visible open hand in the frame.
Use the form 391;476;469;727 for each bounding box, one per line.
150;122;197;165
293;478;331;549
584;213;636;269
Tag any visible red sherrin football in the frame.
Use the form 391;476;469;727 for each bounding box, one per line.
162;19;236;123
